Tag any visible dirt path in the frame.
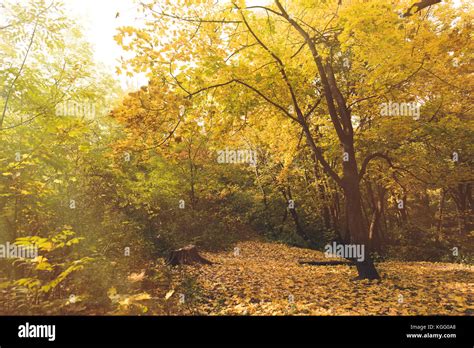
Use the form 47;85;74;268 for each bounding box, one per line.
178;241;472;315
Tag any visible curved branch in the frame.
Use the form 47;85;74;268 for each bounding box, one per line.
359;152;393;181
184;78;300;123
359;152;432;185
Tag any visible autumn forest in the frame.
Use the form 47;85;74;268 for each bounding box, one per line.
0;0;472;317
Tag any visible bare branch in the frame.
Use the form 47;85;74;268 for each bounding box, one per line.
359;152;393;181
183;78;300;123
403;0;442;17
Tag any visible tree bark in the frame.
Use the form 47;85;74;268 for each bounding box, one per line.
281;185;311;243
451;183;472;235
366;181;386;252
343;172;380;279
166;245;213;266
437;188;445;240
313;160;332;230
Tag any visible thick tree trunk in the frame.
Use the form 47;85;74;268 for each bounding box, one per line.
344;188;380;279
343;158;380;280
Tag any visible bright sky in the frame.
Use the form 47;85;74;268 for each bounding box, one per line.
64;0;136;66
61;0;268;90
62;0;146;90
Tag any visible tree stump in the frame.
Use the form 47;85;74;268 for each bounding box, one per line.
165;245;213;266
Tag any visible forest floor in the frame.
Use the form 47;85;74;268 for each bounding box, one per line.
167;241;473;315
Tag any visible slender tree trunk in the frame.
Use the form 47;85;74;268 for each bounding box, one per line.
279;206;288;235
376;184;387;249
313;159;332;229
451;183;471;235
437;188;445;240
400;194;409;224
289;207;307;241
253;159;271;229
367;181;383;252
332;188;342;236
281;186;310;243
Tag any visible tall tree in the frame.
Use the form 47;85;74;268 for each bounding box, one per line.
115;0;470;279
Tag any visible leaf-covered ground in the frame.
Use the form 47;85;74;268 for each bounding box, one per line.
173;241;473;315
